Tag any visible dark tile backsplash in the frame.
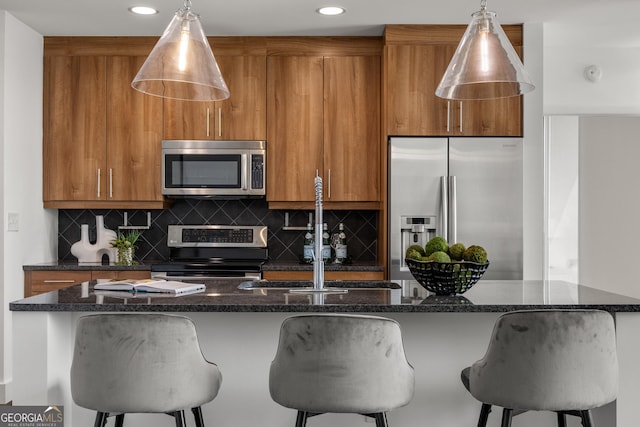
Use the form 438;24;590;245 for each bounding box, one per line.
58;198;378;264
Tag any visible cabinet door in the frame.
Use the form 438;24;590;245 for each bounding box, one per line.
163;100;214;140
457;43;524;136
215;55;267;140
163;55;267;141
44;56;107;202
106;56;164;202
266;56;324;202
458;97;522;136
386;44;452;136
324;56;380;202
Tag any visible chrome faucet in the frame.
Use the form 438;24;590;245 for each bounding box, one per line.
313;175;325;290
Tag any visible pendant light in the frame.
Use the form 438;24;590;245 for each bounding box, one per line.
435;0;534;100
131;0;230;101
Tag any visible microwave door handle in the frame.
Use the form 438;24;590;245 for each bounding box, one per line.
241;153;248;191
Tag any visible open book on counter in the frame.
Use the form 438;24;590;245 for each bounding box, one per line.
93;279;206;295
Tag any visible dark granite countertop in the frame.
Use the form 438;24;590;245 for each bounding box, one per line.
23;262;153;271
23;261;383;272
10;279;640;313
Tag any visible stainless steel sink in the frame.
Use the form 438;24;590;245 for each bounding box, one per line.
238;280;401;290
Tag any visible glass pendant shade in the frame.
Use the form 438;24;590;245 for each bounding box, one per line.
131;4;230;101
435;3;535;100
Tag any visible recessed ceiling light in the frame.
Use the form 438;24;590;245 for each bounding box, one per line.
128;6;159;15
317;6;346;16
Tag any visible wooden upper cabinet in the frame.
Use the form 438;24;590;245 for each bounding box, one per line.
266;55;324;203
324;56;380;202
44;56;107;203
386;44;453;136
106;56;164;202
266;54;381;208
384;25;523;137
458;45;523;136
163;55;267;141
43;51;167;208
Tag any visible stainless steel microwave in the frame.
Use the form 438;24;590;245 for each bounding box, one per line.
162;140;266;198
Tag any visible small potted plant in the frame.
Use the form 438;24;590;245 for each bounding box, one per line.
111;230;142;266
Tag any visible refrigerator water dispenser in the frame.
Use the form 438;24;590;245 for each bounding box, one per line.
400;215;437;271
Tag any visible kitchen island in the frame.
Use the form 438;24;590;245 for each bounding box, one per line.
10;280;640;427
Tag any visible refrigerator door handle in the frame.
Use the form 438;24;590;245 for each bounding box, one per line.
449;175;457;243
440;176;448;242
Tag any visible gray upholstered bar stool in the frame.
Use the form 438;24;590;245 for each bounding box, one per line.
269;314;415;427
70;313;222;427
461;310;618;427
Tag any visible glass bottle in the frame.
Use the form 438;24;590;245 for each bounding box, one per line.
321;223;332;262
303;223;314;264
334;223;348;263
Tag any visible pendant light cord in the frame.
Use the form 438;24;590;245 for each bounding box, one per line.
480;0;487;10
182;0;192;12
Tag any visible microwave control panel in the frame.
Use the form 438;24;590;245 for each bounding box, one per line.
251;154;264;190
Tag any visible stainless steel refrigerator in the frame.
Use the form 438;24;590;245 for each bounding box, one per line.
389;137;523;285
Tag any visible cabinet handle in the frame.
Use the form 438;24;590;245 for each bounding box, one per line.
447;101;451;133
43;280;76;283
459;101;463;133
97;168;101;198
206;107;210;137
328;169;331;199
218;107;222;137
109;168;113;199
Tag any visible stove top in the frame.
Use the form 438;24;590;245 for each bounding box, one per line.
152;225;268;280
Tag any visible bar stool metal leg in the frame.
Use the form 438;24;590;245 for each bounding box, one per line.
192;407;205;427
478;403;491;427
557;411;567;427
172;410;186;427
501;408;513;427
580;410;594;427
374;412;388;427
93;412;108;427
295;411;308;427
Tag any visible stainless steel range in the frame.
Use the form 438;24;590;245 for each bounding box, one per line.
151;225;268;280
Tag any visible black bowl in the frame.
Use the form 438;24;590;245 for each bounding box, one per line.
405;258;489;295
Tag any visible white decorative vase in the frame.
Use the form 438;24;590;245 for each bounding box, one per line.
70;216;118;264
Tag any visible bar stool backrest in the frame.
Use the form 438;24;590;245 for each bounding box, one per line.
71;313;222;414
269;314;415;414
469;310;618;411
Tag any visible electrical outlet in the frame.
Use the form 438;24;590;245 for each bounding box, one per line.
8;212;19;232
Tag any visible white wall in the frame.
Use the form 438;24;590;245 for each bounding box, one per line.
543;19;640;295
578;116;640;298
544;23;640;115
0;11;57;403
522;23;545;280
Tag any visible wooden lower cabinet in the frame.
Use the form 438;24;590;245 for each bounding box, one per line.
262;271;384;281
24;270;151;297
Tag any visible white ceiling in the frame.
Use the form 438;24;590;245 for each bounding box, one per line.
0;0;638;48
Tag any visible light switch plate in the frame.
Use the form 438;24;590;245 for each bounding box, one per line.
8;212;19;232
